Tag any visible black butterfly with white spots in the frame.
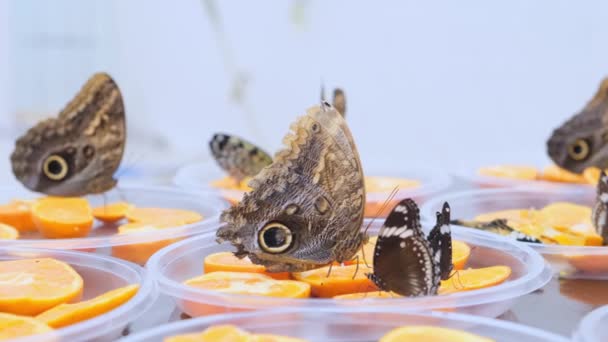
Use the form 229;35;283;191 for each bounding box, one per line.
367;198;453;297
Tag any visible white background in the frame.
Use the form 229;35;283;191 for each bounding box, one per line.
1;0;608;183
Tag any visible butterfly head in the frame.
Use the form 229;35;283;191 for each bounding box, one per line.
10;73;126;196
547;78;608;173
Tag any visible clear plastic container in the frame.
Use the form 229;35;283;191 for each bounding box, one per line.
121;307;568;342
146;219;551;319
573;304;608;342
0;185;227;265
2;246;156;342
173;161;452;216
421;188;608;279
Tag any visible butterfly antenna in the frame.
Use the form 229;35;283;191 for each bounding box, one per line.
362;186;399;236
320;81;326;103
360;243;372;269
450;270;464;290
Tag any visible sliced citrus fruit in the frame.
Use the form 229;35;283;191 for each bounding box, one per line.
439;266;511;294
92;202;134;223
292;264;377;298
0;200;36;233
126;207;202;225
0;224;19;240
379;325;494;342
583;167;602;185
452;240;471;270
36;284;139;328
566;223;603;246
353;236;377;265
204;252;290;280
111;222;180;265
0;258;83;315
184;272;310;298
31;197;93;238
0;312;53;340
540;202;591;229
365;176;420;193
542;227;586;246
164;324;250;342
211;176;253;192
541;165;587;184
478;165;538;180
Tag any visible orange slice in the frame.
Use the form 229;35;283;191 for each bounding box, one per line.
292;264;377;298
583;167;603;185
379;325;494;342
365;176;420;193
540;202;591;229
92;202;134;223
478;165;538;180
541;165;587;184
353;236;377;265
210;176;253;192
0;312;53;340
184;272;310;298
204;252;290;280
569;223;604;246
439;266;511;294
0;258;83;315
452;240;471;270
31;197;93;238
0;223;19;240
164;324;250;342
0;200;36;233
126;207;203;225
36;284;139;328
111;222;180;265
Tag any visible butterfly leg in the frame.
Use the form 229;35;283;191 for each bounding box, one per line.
325;263;334;278
352;256;360;280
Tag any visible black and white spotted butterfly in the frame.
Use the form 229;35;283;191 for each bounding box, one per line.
209;133;273;182
592;170;608;245
367;198;453;297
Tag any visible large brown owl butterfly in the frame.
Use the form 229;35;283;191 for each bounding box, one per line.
367;199;453;297
11;73;126;197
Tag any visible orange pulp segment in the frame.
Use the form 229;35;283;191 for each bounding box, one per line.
452;240;471;270
0;258;83;315
126;207;202;225
36;284;139;328
164;324;250;342
92;202;134;223
439;266;511;294
478;165;538;180
292;264;377;298
0;312;53;340
0;224;19;240
210;176;253;192
364;176;420;193
0;200;36;233
31;197;93;238
184;272;310;298
111;222;180;265
379;325;494;342
203;252;290;280
541;165;587;184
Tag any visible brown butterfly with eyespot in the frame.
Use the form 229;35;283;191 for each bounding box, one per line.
10;72;126;197
216;101;365;272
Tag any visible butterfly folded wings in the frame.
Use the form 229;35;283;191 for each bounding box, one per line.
216;102;366;272
11;73;126;197
592;170;608;245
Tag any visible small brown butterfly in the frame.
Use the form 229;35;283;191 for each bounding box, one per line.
216;102;366;272
11;73;126;197
209;133;273;183
547;78;608;173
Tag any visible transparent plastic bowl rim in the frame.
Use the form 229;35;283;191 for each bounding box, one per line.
121;306;569;342
172;160;454;199
146;222;552;312
0;184;227;249
573;304;608;342
420;187;608;256
1;246;157;342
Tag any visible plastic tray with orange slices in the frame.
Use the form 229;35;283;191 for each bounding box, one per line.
463;164;600;192
0;185;226;266
146;219;550;319
0;246;155;341
422;188;608;280
121;307;567;342
173;161;452;217
574;304;608;342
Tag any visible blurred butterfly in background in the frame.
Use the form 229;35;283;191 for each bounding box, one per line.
592;170;608;245
367;198;453;297
547;77;608;173
11;73;126;197
321;85;346;118
450;218;541;244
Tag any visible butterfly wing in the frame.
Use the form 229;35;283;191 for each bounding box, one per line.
427;202;453;280
209;133;273;182
451;219;541;243
592;171;608;245
368;199;440;297
217;102;366;272
11;73;126;196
